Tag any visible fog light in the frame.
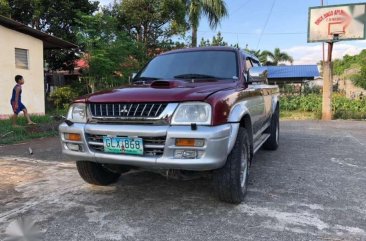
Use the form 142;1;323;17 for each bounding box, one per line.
66;143;81;151
64;133;81;141
175;138;205;147
174;150;197;159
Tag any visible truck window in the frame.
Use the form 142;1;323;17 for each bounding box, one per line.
138;50;238;80
246;58;253;70
251;59;260;67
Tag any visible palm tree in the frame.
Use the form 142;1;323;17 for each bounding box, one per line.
245;49;268;65
187;0;228;47
262;48;294;66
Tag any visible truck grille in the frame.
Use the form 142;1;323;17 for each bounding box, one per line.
89;103;167;118
86;133;166;157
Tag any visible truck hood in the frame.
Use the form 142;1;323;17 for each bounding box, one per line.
83;80;237;103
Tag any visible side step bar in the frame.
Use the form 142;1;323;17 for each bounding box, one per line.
253;133;270;154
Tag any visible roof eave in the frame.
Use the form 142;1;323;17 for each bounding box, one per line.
0;15;77;49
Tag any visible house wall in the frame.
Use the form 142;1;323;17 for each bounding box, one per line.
0;25;44;118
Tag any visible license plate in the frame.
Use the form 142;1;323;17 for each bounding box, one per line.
103;137;144;155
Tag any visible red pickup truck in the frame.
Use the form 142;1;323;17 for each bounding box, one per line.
59;46;280;204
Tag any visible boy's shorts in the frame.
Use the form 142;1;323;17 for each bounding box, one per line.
11;101;26;115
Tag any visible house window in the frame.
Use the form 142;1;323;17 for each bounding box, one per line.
15;48;29;69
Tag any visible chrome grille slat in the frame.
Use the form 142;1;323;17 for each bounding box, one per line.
144;144;164;149
127;104;133;116
140;104;147;117
89;103;167;119
155;104;162;116
147;104;154;116
133;104;140;116
88;141;104;146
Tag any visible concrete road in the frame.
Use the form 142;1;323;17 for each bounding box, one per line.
0;120;365;241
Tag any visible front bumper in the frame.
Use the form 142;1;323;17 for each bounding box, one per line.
59;123;239;171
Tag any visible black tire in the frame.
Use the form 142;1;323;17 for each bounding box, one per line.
76;161;121;185
213;127;250;204
263;109;279;151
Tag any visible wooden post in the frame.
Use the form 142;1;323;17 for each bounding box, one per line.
322;42;333;120
321;0;325;68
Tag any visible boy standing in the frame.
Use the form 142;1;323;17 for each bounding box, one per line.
10;75;36;127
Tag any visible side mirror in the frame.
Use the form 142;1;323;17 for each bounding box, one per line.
247;66;268;84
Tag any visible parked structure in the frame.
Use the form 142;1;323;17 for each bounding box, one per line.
267;65;320;84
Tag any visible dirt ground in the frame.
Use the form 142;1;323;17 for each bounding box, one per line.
0;120;366;241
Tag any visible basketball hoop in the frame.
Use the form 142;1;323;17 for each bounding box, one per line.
329;31;344;42
308;3;366;43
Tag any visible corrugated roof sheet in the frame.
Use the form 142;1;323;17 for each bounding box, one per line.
267;65;320;79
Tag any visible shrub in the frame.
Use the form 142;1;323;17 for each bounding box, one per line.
280;93;366;120
280;95;301;111
49;87;78;110
298;94;321;112
332;93;366;119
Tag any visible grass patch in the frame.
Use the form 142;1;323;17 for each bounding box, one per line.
0;115;61;145
280;110;320;120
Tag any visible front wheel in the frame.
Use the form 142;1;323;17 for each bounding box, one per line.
76;161;121;185
213;127;250;204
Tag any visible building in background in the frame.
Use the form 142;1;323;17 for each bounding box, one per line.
0;15;76;118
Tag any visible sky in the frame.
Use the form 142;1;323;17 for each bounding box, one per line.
97;0;366;65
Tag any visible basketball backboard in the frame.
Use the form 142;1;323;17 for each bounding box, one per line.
308;3;366;42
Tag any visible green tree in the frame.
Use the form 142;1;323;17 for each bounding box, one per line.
0;0;11;16
333;50;366;75
108;0;187;53
245;49;267;65
186;0;228;47
199;37;210;47
199;31;227;47
76;13;144;92
7;0;99;70
211;31;227;46
351;65;366;90
261;48;294;66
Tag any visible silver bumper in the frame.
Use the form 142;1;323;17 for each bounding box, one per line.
59;123;239;171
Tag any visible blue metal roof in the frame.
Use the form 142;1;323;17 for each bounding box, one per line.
267;65;320;79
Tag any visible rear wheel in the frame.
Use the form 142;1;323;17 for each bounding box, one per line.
213;127;250;204
76;161;121;185
263;108;279;150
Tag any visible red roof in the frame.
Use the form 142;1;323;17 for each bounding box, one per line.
75;59;89;69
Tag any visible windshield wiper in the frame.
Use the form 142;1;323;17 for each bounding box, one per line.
174;74;221;80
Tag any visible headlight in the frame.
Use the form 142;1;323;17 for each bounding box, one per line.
67;103;87;123
171;102;212;125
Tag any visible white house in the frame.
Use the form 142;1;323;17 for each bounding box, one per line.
0;15;76;118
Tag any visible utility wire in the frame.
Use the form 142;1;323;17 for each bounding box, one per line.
231;0;251;15
256;0;277;49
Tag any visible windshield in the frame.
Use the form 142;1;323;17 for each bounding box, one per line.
136;50;238;81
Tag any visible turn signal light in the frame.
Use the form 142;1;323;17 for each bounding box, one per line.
175;138;204;147
65;133;81;141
